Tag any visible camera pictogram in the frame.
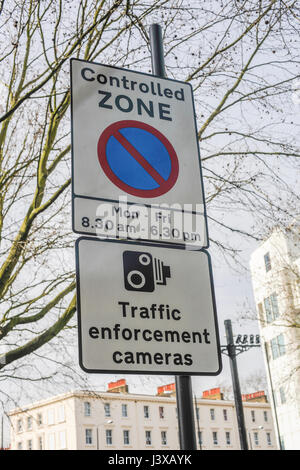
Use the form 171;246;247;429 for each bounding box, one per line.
123;250;171;292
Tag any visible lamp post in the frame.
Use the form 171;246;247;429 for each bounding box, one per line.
224;319;248;450
221;320;262;450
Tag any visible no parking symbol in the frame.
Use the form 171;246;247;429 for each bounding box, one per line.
97;120;179;198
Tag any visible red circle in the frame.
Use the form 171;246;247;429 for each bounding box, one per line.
97;120;179;198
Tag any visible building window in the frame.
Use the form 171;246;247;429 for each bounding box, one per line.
270;293;279;318
196;407;200;420
27;416;32;431
264;252;271;272
48;433;55;450
106;429;112;445
17;419;23;433
225;431;231;445
266;432;272;446
85;429;93;445
212;431;218;445
264;293;279;323
197;431;203;447
122;404;128;417
279;386;286;404
161;431;167;446
263;411;268;422
59;431;67;449
270;333;285;359
123;430;130;445
27;439;33;450
253;432;259;446
264;297;272;323
38;436;43;450
37;413;42;427
17;442;23;450
84;402;91;417
223;409;228;421
104;403;111;417
210;409;215;421
58;405;65;423
145;430;152;446
159;406;164;419
144;406;149;418
251;410;255;423
47;409;55;425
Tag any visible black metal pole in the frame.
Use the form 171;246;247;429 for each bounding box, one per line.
224;319;248;450
175;375;197;450
149;23;197;451
194;393;202;450
149;24;166;78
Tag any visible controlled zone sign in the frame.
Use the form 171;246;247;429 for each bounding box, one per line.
70;58;208;248
76;237;222;375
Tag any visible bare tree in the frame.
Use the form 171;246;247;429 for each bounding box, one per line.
0;0;299;400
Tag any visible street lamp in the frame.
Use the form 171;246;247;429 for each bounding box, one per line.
221;320;262;451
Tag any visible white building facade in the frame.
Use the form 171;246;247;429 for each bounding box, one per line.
8;380;277;450
250;224;300;450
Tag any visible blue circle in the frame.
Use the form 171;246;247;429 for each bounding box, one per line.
106;127;172;190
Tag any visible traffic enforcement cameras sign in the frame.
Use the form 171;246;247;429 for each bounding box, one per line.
76;237;222;375
70;59;208;248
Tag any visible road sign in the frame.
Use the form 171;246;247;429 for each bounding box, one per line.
70;58;208;247
97;120;179;198
76;237;222;375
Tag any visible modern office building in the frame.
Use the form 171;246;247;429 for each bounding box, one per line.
8;379;277;450
250;223;300;450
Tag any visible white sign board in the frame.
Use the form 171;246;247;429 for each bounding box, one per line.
76;237;222;375
70;58;208;248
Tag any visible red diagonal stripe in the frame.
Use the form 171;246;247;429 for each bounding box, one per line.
112;130;166;186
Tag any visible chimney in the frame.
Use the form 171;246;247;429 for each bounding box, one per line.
202;387;224;400
242;391;267;403
157;383;176;396
107;379;128;394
